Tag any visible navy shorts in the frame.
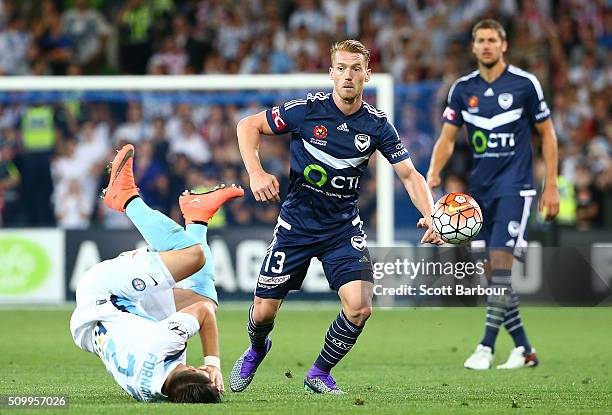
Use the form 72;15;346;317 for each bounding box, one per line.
471;190;536;259
255;216;374;299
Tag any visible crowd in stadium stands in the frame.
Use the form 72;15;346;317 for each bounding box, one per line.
0;0;609;231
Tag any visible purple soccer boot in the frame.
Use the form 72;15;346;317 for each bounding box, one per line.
304;366;346;394
230;338;272;392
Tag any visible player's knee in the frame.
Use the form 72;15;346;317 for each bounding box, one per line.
252;304;277;324
186;244;205;273
345;305;372;325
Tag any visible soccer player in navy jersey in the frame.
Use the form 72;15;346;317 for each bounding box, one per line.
427;19;560;370
230;39;443;394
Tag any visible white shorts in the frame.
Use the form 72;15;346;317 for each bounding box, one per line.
71;248;178;352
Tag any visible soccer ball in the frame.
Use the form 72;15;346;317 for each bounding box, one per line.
431;193;483;244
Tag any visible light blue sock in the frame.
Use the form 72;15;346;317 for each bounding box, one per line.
183;223;217;302
125;197;199;251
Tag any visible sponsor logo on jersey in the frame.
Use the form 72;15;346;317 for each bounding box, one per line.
337;122;349;132
535;100;550;120
498;93;513;110
469;96;479;107
271;106;286;130
442;106;456;121
313;125;328;139
472;130;516;154
132;278;146;291
390;147;408;160
258;275;290;286
303;163;360;190
354;134;370;152
484;88;494;96
351;235;367;251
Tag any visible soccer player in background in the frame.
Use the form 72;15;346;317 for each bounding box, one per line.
70;144;243;401
231;40;442;394
427;19;560;369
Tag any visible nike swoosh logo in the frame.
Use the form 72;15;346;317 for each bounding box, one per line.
147;274;159;286
114;149;134;180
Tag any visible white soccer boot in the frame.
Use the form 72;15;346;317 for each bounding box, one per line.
496;346;539;369
464;344;493;370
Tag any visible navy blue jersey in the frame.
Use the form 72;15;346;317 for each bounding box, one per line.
442;65;551;199
265;92;410;233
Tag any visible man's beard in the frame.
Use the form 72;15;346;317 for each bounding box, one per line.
339;90;358;104
480;57;499;69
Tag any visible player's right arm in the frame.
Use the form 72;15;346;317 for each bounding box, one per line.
179;301;224;392
237;111;281;202
427;81;464;189
426;123;459;189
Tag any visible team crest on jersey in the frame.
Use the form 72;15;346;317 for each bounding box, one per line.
354;134;370;152
498;93;513;110
313;125;328;139
132;278;146;291
351;235;367;251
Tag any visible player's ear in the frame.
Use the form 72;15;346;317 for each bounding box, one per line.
329;66;333;79
502;40;508;53
365;67;371;83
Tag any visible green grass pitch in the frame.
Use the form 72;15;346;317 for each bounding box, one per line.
1;305;611;414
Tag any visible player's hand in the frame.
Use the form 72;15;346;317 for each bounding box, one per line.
426;171;441;190
250;170;281;202
201;365;225;393
539;185;560;221
417;217;444;245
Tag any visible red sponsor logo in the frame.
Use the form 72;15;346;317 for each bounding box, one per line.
313;125;328;139
442;106;456;121
271;106;286;130
468;96;478;107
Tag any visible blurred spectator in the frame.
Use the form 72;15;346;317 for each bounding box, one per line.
134;141;167;211
575;162;604;230
0;13;32;75
55;179;90;229
18;102;57;226
113;102;152;144
117;0;153;74
147;36;187;75
169;120;210;166
0;137;21;225
35;11;73;75
61;0;110;72
288;0;327;34
240;34;293;74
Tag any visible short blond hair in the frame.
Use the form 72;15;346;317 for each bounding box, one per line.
330;39;370;66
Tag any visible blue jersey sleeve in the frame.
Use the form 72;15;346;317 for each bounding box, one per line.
265;100;308;135
524;77;551;125
379;121;411;164
442;81;464;126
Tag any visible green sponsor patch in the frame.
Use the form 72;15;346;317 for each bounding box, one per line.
303;164;327;187
472;130;488;154
0;237;50;294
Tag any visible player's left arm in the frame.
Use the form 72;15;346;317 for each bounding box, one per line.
393;159;443;245
534;118;560;221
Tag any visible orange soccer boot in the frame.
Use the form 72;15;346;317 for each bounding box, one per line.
179;184;244;224
102;144;140;212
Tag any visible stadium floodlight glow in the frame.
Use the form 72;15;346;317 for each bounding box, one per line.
0;74;395;243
